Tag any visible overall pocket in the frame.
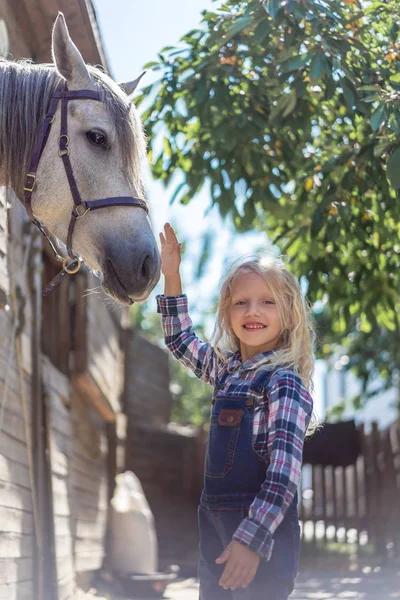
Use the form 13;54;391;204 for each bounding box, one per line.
205;409;244;478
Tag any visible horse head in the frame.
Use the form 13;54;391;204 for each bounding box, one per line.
7;14;161;304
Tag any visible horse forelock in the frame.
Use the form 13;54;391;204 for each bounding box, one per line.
0;59;146;200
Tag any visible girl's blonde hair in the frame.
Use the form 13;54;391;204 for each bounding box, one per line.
212;255;316;393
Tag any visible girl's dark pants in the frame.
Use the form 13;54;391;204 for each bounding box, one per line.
198;394;300;599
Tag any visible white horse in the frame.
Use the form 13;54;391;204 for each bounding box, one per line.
0;13;160;305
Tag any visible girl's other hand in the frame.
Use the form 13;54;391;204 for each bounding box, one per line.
216;540;260;590
159;223;181;277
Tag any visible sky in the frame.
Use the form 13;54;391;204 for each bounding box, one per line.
92;0;267;315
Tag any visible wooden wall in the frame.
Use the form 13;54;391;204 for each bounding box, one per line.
124;333;204;568
0;194;35;600
85;286;125;416
0;167;125;600
70;392;108;576
0;4;128;598
125;334;173;427
44;358;75;600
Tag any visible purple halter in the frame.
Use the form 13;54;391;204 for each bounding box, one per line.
23;80;148;295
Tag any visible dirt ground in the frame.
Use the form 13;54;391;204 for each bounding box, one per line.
78;561;400;600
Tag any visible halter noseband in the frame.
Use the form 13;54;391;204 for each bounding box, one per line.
23;80;148;296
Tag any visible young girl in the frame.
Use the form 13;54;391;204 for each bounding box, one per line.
157;223;315;600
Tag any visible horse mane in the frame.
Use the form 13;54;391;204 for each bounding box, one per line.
0;59;146;201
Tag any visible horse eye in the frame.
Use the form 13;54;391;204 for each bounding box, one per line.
86;130;109;148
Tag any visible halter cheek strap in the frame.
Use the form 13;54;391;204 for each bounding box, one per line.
24;80;148;296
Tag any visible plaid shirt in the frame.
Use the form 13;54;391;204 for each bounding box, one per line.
156;294;313;561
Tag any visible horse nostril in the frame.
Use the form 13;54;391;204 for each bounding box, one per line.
141;254;153;279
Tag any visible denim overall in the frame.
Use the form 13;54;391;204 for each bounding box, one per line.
198;389;300;600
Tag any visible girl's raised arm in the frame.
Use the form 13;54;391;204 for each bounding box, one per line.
157;224;219;386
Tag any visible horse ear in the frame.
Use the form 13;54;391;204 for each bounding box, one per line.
52;13;91;87
120;71;147;97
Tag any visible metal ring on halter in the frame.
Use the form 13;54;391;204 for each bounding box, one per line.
58;134;70;157
59;134;70;146
62;256;81;274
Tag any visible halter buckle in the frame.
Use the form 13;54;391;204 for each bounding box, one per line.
73;203;91;219
62;256;81;275
24;173;36;193
58;134;70;157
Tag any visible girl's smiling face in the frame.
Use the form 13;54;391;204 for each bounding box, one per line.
229;271;282;360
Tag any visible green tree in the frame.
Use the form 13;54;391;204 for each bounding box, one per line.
139;0;400;404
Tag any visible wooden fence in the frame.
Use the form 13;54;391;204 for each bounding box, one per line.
299;419;400;558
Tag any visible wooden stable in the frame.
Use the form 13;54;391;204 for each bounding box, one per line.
0;2;130;599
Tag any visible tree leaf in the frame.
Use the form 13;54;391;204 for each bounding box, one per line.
310;53;323;83
358;85;382;92
281;91;297;117
386;146;400;189
226;15;253;39
280;52;310;73
265;0;282;20
370;103;385;132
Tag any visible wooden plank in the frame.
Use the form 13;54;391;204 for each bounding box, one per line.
72;373;115;423
370;422;383;553
70;435;107;464
71;470;107;494
0;480;33;512
321;466;327;543
53;515;73;537
71;453;105;478
0;432;31;467
42;356;70;403
0;456;31;489
75;519;107;539
0;506;33;535
0;357;25;397
54;534;74;560
0;557;32;584
51;428;72;458
0;406;31;445
50;447;68;477
0;533;33;559
73;488;107;511
57;574;75;600
71;503;105;522
56;554;74;582
0;381;32;421
0;581;33;600
73;551;103;573
52;491;72;518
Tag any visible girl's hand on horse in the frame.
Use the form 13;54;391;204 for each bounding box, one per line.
216;540;260;590
159;223;181;277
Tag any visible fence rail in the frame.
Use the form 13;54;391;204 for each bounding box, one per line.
299;419;400;557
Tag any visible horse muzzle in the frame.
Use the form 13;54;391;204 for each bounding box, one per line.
101;246;160;305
